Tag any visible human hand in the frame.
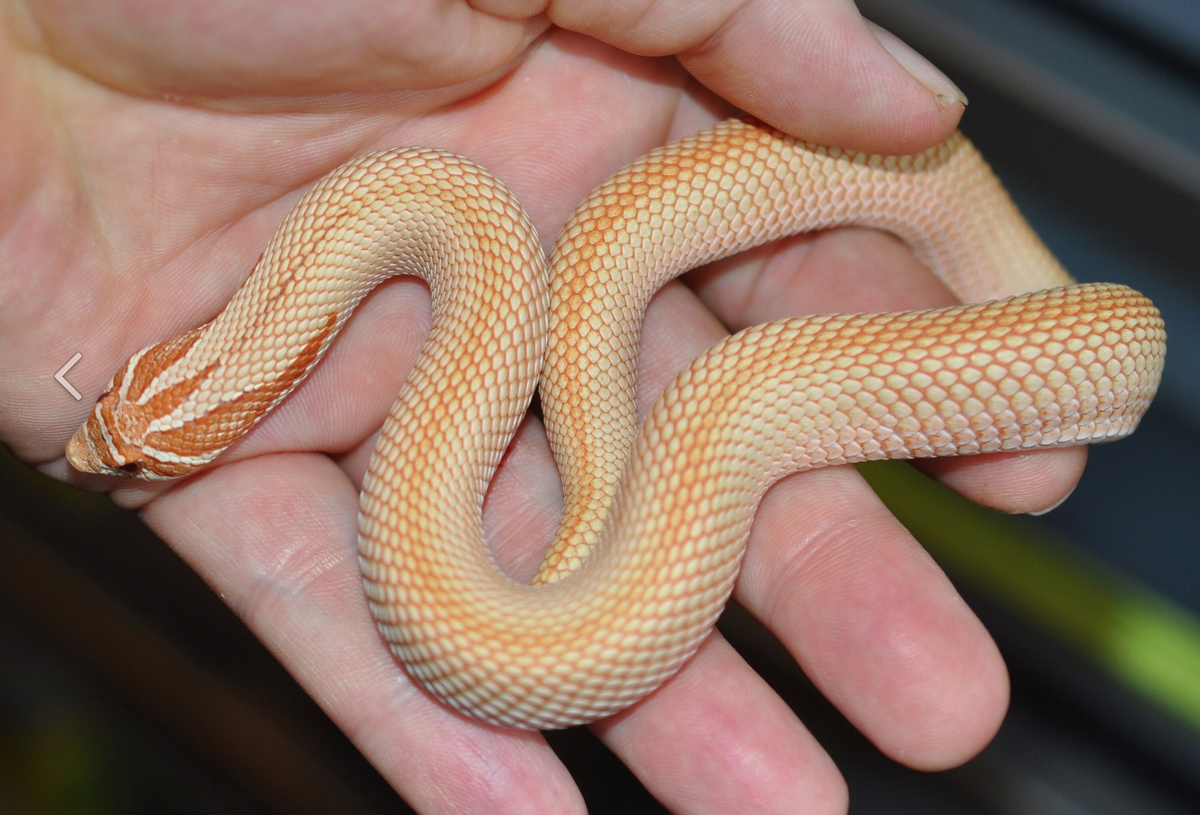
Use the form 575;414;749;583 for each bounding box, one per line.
2;1;1087;812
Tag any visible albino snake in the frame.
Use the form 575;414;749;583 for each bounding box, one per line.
67;119;1165;729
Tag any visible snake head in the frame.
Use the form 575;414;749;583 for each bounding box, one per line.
65;328;219;481
66;383;169;480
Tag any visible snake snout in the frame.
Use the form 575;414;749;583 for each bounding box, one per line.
65;424;103;473
65;419;137;477
66;393;151;478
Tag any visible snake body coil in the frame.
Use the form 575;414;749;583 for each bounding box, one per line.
67;120;1165;729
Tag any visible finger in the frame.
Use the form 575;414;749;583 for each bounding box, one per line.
915;448;1086;515
737;464;1010;768
142;453;586;815
630;278;1008;769
688;228;959;324
593;633;848;815
24;0;549;99
687;228;1088;514
484;0;966;152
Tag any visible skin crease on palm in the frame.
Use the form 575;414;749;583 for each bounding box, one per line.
0;1;1099;813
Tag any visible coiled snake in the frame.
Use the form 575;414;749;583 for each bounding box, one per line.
67;119;1166;729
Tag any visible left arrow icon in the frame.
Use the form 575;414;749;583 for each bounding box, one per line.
56;353;83;400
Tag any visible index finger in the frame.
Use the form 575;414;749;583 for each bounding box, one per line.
475;0;967;152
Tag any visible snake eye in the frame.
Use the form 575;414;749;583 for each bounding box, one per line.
120;462;141;474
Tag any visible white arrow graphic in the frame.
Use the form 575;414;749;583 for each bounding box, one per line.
55;352;83;400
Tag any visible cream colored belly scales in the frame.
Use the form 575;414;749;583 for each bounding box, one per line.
67;119;1165;729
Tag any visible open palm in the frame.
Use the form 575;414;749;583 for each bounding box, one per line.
2;2;1088;812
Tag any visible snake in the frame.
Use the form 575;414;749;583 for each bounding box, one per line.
66;118;1165;730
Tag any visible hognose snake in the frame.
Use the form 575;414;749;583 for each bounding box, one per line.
66;119;1165;729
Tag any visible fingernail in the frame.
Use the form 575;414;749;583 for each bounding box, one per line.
867;21;967;108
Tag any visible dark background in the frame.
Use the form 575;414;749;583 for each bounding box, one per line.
3;0;1199;812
